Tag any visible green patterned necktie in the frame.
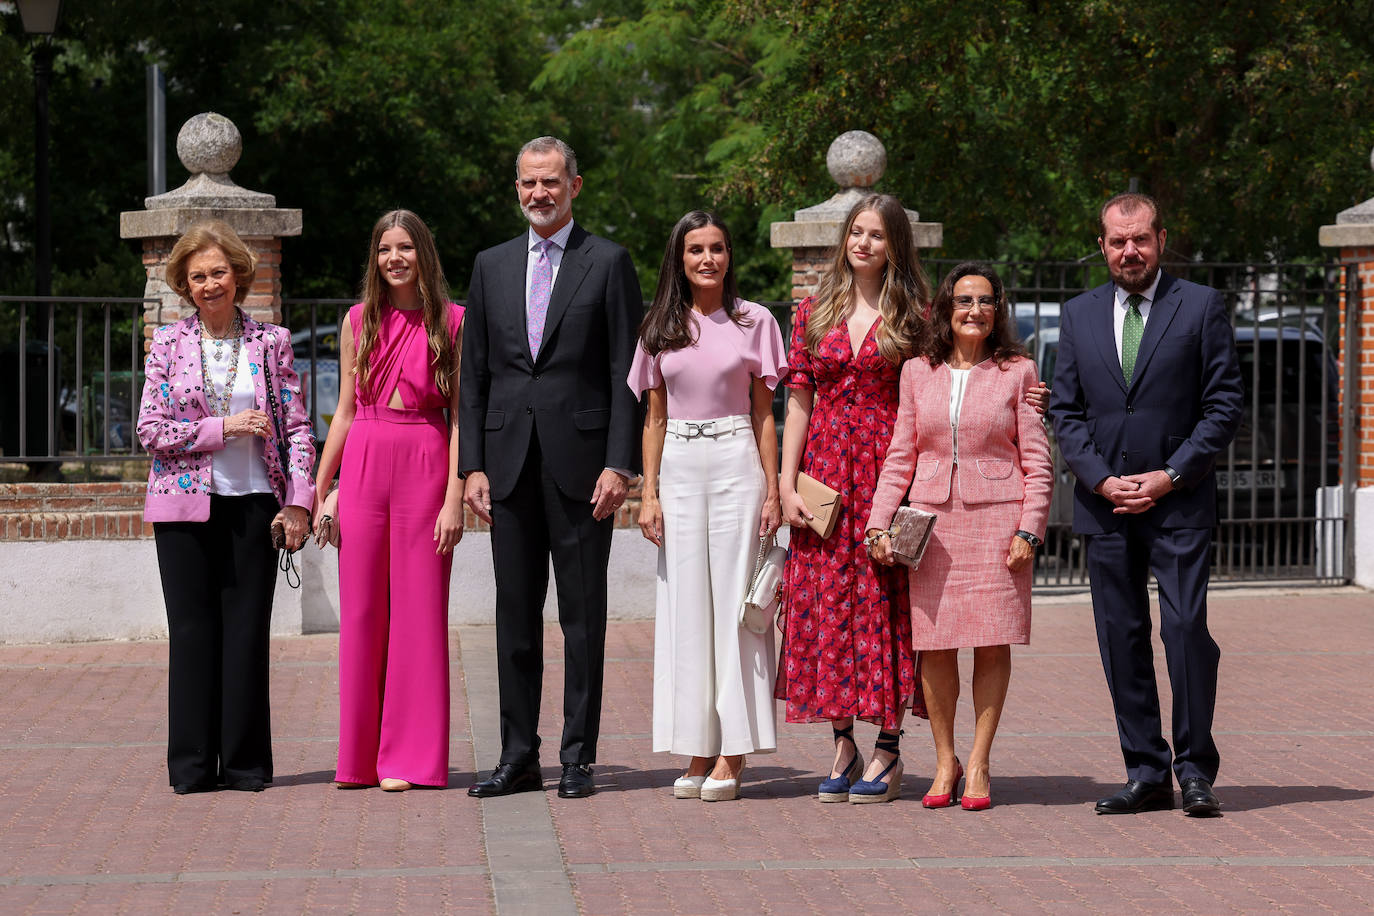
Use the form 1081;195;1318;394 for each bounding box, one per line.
1121;293;1144;385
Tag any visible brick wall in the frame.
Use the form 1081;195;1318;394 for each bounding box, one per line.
0;482;150;540
1338;247;1374;486
0;480;646;542
791;247;832;301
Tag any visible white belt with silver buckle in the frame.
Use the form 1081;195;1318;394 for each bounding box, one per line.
665;417;749;440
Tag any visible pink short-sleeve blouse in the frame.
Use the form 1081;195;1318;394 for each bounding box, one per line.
627;299;786;420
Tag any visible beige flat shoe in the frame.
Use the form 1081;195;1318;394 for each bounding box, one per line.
380;778;413;792
335;781;370;790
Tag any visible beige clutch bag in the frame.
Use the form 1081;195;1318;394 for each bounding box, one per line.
888;506;936;568
796;472;840;539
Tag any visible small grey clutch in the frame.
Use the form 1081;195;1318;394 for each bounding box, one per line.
888;506;936;568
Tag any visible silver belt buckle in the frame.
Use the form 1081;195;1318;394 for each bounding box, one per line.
685;421;716;440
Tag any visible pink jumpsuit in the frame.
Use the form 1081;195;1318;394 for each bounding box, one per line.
335;301;464;786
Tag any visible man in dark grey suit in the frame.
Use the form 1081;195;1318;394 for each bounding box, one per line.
461;136;641;799
1050;193;1243;817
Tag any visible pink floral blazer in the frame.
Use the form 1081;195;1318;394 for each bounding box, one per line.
137;310;316;523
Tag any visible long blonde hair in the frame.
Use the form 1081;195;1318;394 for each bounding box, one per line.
354;210;455;398
805;194;929;364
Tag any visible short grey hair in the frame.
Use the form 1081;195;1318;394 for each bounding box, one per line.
515;136;578;181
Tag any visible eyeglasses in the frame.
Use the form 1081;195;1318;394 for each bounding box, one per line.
952;296;998;312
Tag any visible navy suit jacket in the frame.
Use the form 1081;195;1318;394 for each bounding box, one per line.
458;223;642;502
1049;271;1244;534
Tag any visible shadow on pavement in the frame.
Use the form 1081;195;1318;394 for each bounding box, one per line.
1219;784;1374;812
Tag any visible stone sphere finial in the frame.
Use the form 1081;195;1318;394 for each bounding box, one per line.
826;130;886;189
176;112;242;176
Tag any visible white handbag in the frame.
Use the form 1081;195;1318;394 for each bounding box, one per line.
740;533;787;634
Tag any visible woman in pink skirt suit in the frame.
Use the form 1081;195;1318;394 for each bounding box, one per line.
867;262;1052;811
313;210;466;790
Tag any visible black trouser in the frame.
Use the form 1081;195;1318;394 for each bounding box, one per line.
154;493;279;787
491;429;612;767
1085;521;1220;786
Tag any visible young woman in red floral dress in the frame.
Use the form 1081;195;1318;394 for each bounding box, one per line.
776;194;930;804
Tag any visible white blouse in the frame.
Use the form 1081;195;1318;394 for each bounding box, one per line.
948;367;971;465
202;340;273;496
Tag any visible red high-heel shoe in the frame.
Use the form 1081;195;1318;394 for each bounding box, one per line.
961;773;992;811
922;758;964;808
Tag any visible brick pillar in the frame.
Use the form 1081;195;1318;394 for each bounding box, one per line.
771;131;942;303
1318;150;1374;587
120;113;302;347
1319;202;1374;486
1339;247;1372;486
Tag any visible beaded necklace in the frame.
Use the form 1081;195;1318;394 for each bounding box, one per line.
200;313;244;417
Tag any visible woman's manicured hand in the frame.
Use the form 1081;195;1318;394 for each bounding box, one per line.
866;527;894;565
639;494;663;546
780;487;812;527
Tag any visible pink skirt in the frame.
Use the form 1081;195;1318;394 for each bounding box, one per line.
908;464;1031;650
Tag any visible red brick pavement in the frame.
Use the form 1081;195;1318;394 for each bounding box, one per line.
2;589;1373;914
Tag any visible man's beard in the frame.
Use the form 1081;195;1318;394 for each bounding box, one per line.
1111;260;1159;294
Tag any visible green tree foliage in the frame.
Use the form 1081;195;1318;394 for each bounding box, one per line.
531;0;792;295
1;1;1372;305
703;0;1374;264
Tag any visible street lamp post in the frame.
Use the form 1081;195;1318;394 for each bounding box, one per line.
17;0;64;298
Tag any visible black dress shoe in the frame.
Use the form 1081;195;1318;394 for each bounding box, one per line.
1180;777;1221;817
228;777;266;792
1094;779;1174;814
557;763;595;799
172;782;216;795
468;762;542;798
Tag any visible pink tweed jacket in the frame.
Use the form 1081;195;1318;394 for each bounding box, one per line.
868;355;1052;536
137;310;316;523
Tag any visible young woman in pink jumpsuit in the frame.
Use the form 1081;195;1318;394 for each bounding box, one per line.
313;210;465;790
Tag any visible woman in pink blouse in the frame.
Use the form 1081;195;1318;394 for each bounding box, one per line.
629;211;786;802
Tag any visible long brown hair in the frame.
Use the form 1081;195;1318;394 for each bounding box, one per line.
355;210;455;397
638;210;751;356
922;262;1026;368
805;194;929;364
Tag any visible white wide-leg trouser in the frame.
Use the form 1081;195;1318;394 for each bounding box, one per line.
652;415;778;757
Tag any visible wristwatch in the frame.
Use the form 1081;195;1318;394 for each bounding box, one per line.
1164;465;1183;489
1014;530;1042;548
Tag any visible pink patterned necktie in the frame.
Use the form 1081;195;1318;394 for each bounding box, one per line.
527;239;553;358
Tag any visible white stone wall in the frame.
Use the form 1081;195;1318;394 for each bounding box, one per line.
0;531;661;644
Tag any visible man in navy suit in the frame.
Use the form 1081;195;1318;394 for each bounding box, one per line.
1050;193;1243;816
460;136;641;799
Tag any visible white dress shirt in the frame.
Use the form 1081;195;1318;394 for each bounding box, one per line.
525;220;575;318
1112;270;1163;366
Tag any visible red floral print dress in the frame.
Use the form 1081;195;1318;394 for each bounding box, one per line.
775;297;924;727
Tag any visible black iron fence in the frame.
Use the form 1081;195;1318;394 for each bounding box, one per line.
0;296;151;467
922;259;1354;587
6;260;1361;587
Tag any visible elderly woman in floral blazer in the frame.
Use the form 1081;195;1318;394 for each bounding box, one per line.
137;220;315;795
